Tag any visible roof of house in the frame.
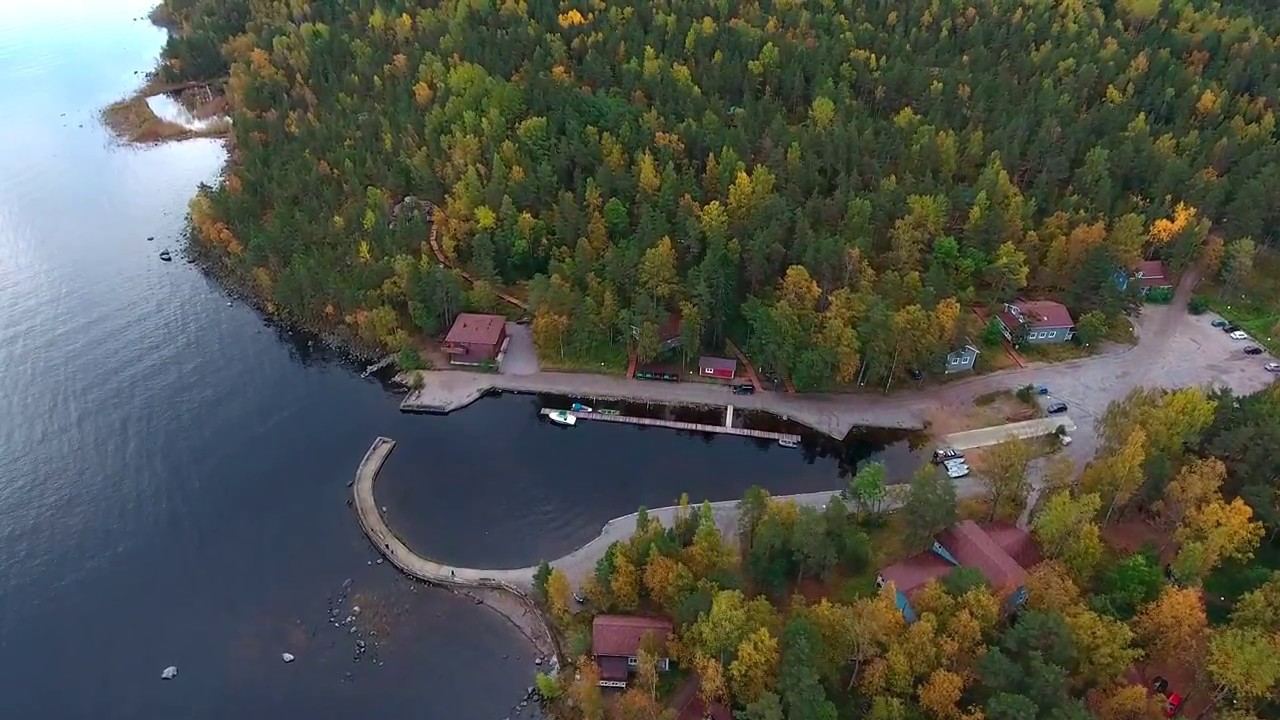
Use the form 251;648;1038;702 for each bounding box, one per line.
1136;260;1172;289
950;344;980;357
983;523;1043;568
443;313;506;346
879;551;956;597
1000;300;1075;330
592;615;673;658
937;520;1028;594
698;356;738;372
598;655;630;681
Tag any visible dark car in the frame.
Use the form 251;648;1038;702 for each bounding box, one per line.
1046;402;1069;415
1222;323;1240;333
1211;319;1228;328
1244;345;1264;355
731;383;755;395
1152;676;1169;694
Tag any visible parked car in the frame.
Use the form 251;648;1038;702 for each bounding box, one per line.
932;448;963;464
1036;384;1051;395
1244;345;1264;355
731;383;755;395
1265;362;1280;372
1222;323;1240;333
1165;693;1183;718
1152;676;1169;695
1211;319;1228;328
1230;330;1249;340
1047;402;1069;415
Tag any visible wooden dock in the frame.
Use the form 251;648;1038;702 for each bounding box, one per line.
540;409;801;445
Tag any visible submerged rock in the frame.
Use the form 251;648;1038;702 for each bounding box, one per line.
161;666;178;680
281;653;295;663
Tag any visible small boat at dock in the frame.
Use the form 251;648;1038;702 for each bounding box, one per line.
570;402;594;413
777;437;799;449
547;410;577;427
597;408;621;416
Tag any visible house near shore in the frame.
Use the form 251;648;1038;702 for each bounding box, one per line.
592;614;673;688
996;300;1075;345
944;344;980;374
1134;259;1174;294
878;520;1040;621
442;313;508;365
699;355;737;380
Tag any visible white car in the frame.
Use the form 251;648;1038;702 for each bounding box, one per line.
1266;362;1280;373
1230;330;1249;340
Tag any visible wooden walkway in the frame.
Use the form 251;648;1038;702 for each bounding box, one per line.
540;409;801;444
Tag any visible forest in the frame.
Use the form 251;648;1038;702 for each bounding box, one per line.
161;0;1280;380
530;383;1280;720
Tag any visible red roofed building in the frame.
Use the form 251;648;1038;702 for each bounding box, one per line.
698;356;737;380
996;300;1075;345
671;677;732;720
878;521;1037;621
1135;260;1174;293
592;615;673;687
442;313;508;365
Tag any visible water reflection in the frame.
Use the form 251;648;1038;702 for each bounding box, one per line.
145;92;227;131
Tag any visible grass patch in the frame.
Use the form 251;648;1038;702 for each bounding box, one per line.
1202;249;1280;355
101;93;230;144
537;345;628;374
973;390;1011;407
1020;342;1094;362
1105;316;1138;345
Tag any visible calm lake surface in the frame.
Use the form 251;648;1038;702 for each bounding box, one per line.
0;3;914;717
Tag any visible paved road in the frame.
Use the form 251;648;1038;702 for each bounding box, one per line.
499;322;539;376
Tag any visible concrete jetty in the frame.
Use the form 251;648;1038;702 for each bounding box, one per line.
398;369;929;438
539;408;801;444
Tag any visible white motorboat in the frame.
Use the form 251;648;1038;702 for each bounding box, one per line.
778;437;799;448
547;410;577;427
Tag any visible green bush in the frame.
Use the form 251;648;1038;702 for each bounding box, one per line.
1016;384;1034;403
1188;295;1209;314
982;317;1006;346
397;347;426;371
1145;287;1175;304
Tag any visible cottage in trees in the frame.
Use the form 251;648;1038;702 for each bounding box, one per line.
1134;260;1174;294
944;344;980;373
878;521;1039;621
592;615;673;688
997;301;1076;345
442;313;508;365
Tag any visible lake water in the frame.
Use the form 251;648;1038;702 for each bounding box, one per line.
0;2;912;717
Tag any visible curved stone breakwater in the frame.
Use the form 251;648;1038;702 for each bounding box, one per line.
352;438;560;665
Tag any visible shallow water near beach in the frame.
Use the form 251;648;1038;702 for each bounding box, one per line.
0;2;912;717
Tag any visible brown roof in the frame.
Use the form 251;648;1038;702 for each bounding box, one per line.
598;655;630;681
444;313;505;345
698;356;737;372
938;520;1028;594
983;523;1043;568
592;615;673;658
1136;260;1172;289
879;552;955;597
1001;300;1074;330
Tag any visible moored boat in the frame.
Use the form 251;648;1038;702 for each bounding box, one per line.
778;437;799;448
570;402;594;413
547;410;577;427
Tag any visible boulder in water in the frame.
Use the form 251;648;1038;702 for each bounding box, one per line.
161;666;178;680
281;653;295;663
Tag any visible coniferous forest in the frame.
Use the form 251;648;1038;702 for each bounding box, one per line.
163;0;1280;383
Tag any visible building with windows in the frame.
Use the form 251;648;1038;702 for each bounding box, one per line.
996;300;1075;345
592;615;673;687
944;344;980;373
698;355;737;380
442;313;508;365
